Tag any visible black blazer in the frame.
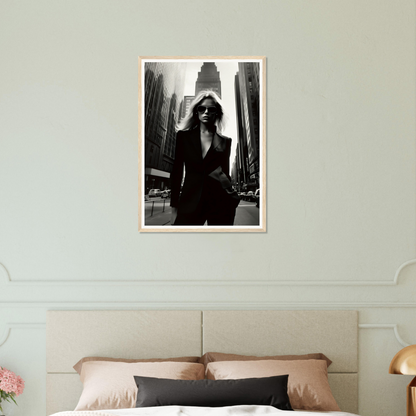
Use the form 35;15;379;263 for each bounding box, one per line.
170;126;232;214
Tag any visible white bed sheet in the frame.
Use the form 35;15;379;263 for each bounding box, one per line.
49;405;360;416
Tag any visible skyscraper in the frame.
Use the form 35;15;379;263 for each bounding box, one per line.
180;95;195;120
144;62;186;192
179;63;222;123
234;62;260;190
195;62;222;97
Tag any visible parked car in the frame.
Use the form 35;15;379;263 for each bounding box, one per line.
245;191;254;202
254;188;260;207
148;189;162;198
161;189;171;198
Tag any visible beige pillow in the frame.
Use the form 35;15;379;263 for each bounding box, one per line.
73;355;200;375
75;360;205;411
206;359;340;412
199;352;332;367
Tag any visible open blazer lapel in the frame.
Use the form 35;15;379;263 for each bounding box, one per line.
202;131;226;165
212;131;226;152
190;126;203;161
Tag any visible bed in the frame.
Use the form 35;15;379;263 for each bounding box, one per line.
46;310;359;416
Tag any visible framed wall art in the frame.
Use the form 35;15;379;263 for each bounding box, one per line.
139;56;266;232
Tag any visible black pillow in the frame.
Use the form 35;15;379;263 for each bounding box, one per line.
134;375;293;410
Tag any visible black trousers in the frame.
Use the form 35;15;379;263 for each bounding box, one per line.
174;192;236;226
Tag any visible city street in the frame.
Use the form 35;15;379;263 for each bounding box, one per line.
144;198;260;226
233;201;260;226
144;198;171;223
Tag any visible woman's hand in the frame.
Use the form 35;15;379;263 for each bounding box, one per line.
170;207;178;225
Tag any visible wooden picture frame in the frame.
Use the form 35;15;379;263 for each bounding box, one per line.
139;56;266;232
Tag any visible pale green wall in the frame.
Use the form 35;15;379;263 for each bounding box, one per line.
0;1;415;415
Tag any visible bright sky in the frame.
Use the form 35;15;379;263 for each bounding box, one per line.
183;60;239;165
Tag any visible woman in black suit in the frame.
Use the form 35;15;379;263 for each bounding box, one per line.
170;90;238;226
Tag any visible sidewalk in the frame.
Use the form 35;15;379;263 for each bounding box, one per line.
144;202;258;226
145;206;172;226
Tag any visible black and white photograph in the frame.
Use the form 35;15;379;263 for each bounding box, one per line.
139;57;266;232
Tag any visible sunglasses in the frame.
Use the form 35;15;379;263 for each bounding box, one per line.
197;105;217;114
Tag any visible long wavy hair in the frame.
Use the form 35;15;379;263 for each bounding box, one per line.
177;90;226;132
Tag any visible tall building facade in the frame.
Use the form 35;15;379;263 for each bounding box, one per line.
234;62;260;191
195;62;222;97
180;95;195;119
178;63;223;124
144;62;186;192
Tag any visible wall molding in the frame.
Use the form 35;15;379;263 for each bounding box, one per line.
359;324;409;348
0;323;45;347
2;301;416;308
0;321;409;348
0;263;11;283
1;259;416;286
